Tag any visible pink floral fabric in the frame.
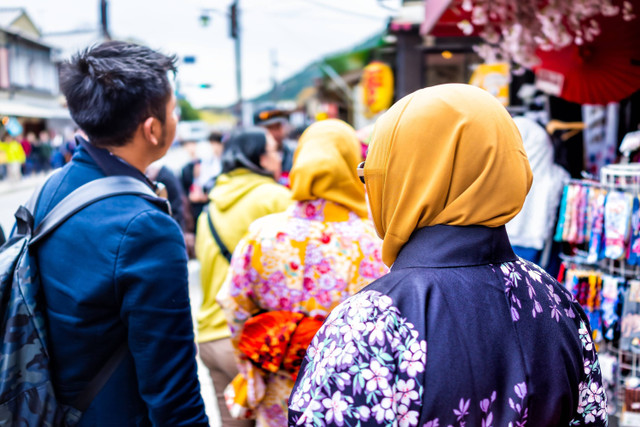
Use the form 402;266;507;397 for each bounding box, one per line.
218;199;387;426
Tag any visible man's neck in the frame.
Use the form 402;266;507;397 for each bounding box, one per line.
109;145;151;173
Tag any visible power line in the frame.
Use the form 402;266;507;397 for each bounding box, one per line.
296;0;390;21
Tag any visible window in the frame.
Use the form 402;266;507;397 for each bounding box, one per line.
424;50;481;87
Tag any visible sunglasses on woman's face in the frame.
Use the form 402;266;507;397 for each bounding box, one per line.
357;161;365;184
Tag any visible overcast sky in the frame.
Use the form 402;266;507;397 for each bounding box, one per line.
10;0;398;107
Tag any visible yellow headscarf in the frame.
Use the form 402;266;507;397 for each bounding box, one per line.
290;119;367;218
364;84;533;266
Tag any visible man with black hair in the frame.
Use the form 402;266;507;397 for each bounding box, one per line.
33;41;209;425
253;105;296;187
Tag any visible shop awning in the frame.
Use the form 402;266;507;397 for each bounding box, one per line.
418;0;479;37
0;99;70;119
420;0;452;35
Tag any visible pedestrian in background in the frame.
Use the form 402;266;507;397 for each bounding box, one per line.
195;127;291;427
0;136;8;180
23;132;37;175
1;133;26;181
18;133;32;175
218;119;387;426
33;41;208;425
254;105;296;187
147;163;190;237
289;84;606;426
199;131;224;193
181;139;208;229
35;130;53;173
507;116;569;269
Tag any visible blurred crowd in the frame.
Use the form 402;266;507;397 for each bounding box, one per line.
148;105;372;261
0;130;78;181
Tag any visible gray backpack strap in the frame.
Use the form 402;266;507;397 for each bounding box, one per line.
29;176;163;247
15;172;59;236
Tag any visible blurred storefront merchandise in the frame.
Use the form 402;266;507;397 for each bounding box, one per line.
469;62;510;106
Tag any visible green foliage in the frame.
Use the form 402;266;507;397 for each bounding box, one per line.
178;99;201;121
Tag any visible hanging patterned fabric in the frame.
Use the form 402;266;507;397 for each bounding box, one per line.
601;275;624;342
620;280;640;353
604;191;634;260
555;185;570;242
587;192;607;264
628;197;640;265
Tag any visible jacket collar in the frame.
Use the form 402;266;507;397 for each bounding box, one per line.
75;136;156;191
391;225;517;270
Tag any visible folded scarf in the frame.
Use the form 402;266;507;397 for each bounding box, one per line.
224;311;324;419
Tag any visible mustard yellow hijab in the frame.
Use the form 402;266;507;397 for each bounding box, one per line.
364;84;533;266
290;119;367;218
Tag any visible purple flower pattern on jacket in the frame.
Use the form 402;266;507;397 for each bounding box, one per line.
422;385;527;427
289;290;426;426
570;322;607;425
499;259;577;322
290;256;606;426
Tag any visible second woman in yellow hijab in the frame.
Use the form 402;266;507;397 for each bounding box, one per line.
218;119;387;427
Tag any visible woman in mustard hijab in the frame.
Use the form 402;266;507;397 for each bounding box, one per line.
289;85;607;426
218;119;387;426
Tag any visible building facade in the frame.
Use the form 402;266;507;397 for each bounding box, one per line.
0;8;70;138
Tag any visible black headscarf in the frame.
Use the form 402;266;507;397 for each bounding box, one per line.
221;127;273;177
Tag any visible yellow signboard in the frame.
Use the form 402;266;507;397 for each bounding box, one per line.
361;62;394;118
469;63;510;106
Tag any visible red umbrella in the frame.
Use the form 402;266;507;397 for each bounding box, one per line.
533;14;640;105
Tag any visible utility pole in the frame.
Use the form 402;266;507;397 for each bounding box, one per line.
100;0;111;40
229;0;242;120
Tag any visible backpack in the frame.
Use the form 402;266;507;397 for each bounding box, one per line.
0;175;168;426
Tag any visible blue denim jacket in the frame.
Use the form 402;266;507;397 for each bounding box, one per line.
33;142;208;426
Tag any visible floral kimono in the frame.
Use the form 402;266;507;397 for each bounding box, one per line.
289;225;607;427
219;199;388;426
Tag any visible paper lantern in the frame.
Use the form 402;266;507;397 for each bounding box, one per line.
361;62;394;118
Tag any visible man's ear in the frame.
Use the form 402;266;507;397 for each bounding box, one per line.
142;117;160;146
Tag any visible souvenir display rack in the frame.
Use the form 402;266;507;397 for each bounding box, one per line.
600;164;640;279
601;164;640;425
556;163;640;425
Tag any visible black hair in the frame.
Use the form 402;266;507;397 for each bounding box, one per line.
59;41;177;148
221;128;271;176
208;131;224;143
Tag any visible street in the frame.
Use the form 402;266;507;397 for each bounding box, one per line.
0;189;27;234
0;177;43;235
0;172;221;427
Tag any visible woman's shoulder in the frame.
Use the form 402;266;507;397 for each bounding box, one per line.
246;210;290;235
247;179;292;205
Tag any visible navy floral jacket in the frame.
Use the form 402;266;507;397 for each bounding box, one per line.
289;225;607;427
